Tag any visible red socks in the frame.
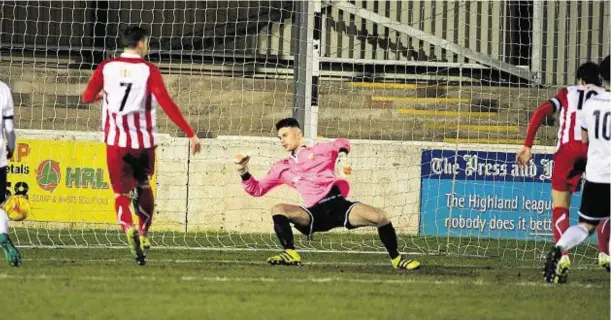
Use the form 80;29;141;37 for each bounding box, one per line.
115;194;133;232
597;218;610;255
135;187;154;235
553;207;570;254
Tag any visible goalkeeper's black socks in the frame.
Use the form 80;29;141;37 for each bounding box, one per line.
378;223;400;259
272;215;295;250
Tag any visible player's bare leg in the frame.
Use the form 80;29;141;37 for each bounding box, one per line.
267;203;310;266
116;192;146;266
133;181;154;256
551;189;572;282
348;203;420;270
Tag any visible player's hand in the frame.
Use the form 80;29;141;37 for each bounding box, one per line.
234;154;250;175
336;151;352;177
6;147;13;160
516;146;532;166
189;136;201;155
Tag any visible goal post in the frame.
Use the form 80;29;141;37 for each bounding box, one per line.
0;1;609;264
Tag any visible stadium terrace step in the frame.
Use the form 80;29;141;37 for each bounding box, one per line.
396;109;493;117
424;123;521;133
348;82;470;99
371;96;499;113
443;138;538;145
1;64;559;146
11;80;86;95
371;96;470;104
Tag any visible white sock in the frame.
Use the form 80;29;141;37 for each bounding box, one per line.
0;208;8;234
556;224;590;252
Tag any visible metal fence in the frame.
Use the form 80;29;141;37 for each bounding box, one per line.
1;1;609;85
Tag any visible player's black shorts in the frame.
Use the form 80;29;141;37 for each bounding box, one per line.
296;185;359;236
578;181;610;224
0;166;6;204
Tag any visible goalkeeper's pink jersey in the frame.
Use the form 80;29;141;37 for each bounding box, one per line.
242;138;351;208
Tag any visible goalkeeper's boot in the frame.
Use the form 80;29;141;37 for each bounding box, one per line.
0;233;22;267
543;246;565;283
391;256;421;270
598;252;610;272
126;228;146;266
140;234;151;257
267;249;301;266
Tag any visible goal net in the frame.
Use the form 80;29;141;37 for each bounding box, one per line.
1;1;609;263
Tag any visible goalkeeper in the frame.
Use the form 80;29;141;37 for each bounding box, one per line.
235;118;420;270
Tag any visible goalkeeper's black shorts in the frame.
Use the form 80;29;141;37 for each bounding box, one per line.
296;185;359;236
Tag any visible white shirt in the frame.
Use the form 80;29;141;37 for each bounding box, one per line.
0;81;15;167
578;89;611;184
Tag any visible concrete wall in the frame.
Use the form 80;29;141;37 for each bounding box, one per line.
16;129;556;235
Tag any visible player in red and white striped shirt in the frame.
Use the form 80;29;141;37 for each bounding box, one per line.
517;62;610;279
82;26;201;265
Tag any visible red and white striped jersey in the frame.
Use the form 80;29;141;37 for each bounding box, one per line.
82;52;194;149
550;85;605;150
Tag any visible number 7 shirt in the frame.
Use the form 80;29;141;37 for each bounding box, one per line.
82;52;195;149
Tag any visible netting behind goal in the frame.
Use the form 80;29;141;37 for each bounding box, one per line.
0;1;609;263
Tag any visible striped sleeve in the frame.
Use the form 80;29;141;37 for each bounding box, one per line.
549;87;568;113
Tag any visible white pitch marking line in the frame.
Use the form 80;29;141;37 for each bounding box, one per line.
0;273;604;289
23;257;603;270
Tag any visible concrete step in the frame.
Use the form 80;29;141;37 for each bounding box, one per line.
14;104;558;146
443;138;538;145
397;109;495;117
424;123;521;133
368;96;499;112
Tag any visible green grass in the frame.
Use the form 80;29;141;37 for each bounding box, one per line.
0;247;608;320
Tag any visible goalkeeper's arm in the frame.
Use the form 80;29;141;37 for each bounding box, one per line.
235;155;283;197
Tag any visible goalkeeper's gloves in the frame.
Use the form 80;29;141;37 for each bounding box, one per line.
234;154;251;178
336;149;352;177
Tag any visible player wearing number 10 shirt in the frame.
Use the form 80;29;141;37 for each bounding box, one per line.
82;26;201;265
518;62;609;282
544;56;611;283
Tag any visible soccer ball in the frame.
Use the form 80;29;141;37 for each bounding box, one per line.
3;195;31;221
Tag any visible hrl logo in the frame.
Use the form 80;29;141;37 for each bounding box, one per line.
36;160;61;192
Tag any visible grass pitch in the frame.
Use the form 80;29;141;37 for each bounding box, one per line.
0;247;608;320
